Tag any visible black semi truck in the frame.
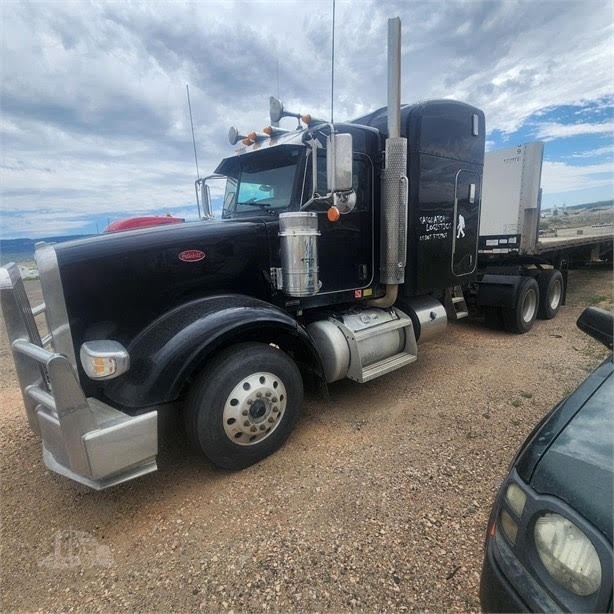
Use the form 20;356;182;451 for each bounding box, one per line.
0;19;549;489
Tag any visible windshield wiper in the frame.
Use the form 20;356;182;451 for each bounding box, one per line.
235;202;278;215
239;201;274;209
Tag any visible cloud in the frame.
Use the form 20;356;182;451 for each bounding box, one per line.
535;121;614;141
542;160;614;194
0;0;612;239
437;2;614;134
570;145;614;158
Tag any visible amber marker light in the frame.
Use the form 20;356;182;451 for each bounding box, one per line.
327;206;341;222
80;340;130;380
488;519;496;538
263;126;273;135
301;114;312;125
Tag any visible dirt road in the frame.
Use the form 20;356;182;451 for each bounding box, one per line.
1;267;612;612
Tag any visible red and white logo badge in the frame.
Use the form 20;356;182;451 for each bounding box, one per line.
178;249;206;262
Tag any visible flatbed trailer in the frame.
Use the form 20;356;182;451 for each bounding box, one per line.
468;141;613;334
478;141;613;265
533;230;612;262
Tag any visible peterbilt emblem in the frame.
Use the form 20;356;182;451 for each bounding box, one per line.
178;249;206;262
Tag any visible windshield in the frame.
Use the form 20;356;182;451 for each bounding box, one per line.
215;146;303;218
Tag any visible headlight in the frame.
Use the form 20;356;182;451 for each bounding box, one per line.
534;513;602;596
80;340;130;380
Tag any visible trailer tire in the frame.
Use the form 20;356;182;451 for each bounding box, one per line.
502;277;539;334
184;342;303;470
537;269;564;320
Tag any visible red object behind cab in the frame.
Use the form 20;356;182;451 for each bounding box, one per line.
105;216;185;233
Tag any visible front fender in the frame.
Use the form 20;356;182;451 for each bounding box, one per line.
104;294;322;408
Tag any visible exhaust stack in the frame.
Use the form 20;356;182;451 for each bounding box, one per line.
369;17;408;307
387;17;401;140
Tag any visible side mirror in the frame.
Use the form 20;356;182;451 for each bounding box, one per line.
202;183;213;219
228;126;240;146
577;306;614;350
197;175;226;219
269;97;284;124
327;133;353;192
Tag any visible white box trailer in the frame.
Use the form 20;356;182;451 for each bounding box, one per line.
480;142;544;254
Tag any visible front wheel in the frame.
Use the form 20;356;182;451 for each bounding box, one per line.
184;342;303;469
502;277;539;334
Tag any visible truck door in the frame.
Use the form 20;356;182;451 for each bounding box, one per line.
452;170;480;277
306;153;375;294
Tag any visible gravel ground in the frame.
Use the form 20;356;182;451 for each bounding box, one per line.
1;267;612;613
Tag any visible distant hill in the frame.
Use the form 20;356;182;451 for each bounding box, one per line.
0;235;92;265
542;199;613;212
570;199;613;211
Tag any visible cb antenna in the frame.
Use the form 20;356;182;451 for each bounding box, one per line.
186;84;200;179
330;0;336;123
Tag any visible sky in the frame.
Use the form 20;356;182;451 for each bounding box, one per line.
1;0;613;240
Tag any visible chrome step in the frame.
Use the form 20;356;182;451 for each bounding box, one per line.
445;285;469;320
360;351;417;383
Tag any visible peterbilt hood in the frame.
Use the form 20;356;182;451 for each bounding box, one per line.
530;359;613;543
50;219;272;351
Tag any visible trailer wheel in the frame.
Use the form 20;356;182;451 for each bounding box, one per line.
184;342;303;470
502;277;539;334
537;269;564;320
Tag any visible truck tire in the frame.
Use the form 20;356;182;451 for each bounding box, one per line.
184;342;303;470
537;269;564;320
502;277;539;334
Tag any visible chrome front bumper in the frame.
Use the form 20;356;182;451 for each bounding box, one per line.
1;262;157;489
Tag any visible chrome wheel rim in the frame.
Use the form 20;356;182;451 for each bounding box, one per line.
548;279;562;310
522;289;538;323
222;372;287;446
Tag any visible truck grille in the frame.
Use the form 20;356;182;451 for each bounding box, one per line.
35;243;78;367
0;261;61;427
0;257;158;489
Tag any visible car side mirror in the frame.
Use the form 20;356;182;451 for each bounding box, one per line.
577;306;613;350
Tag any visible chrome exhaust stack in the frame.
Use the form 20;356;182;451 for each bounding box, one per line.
369;17;408;307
